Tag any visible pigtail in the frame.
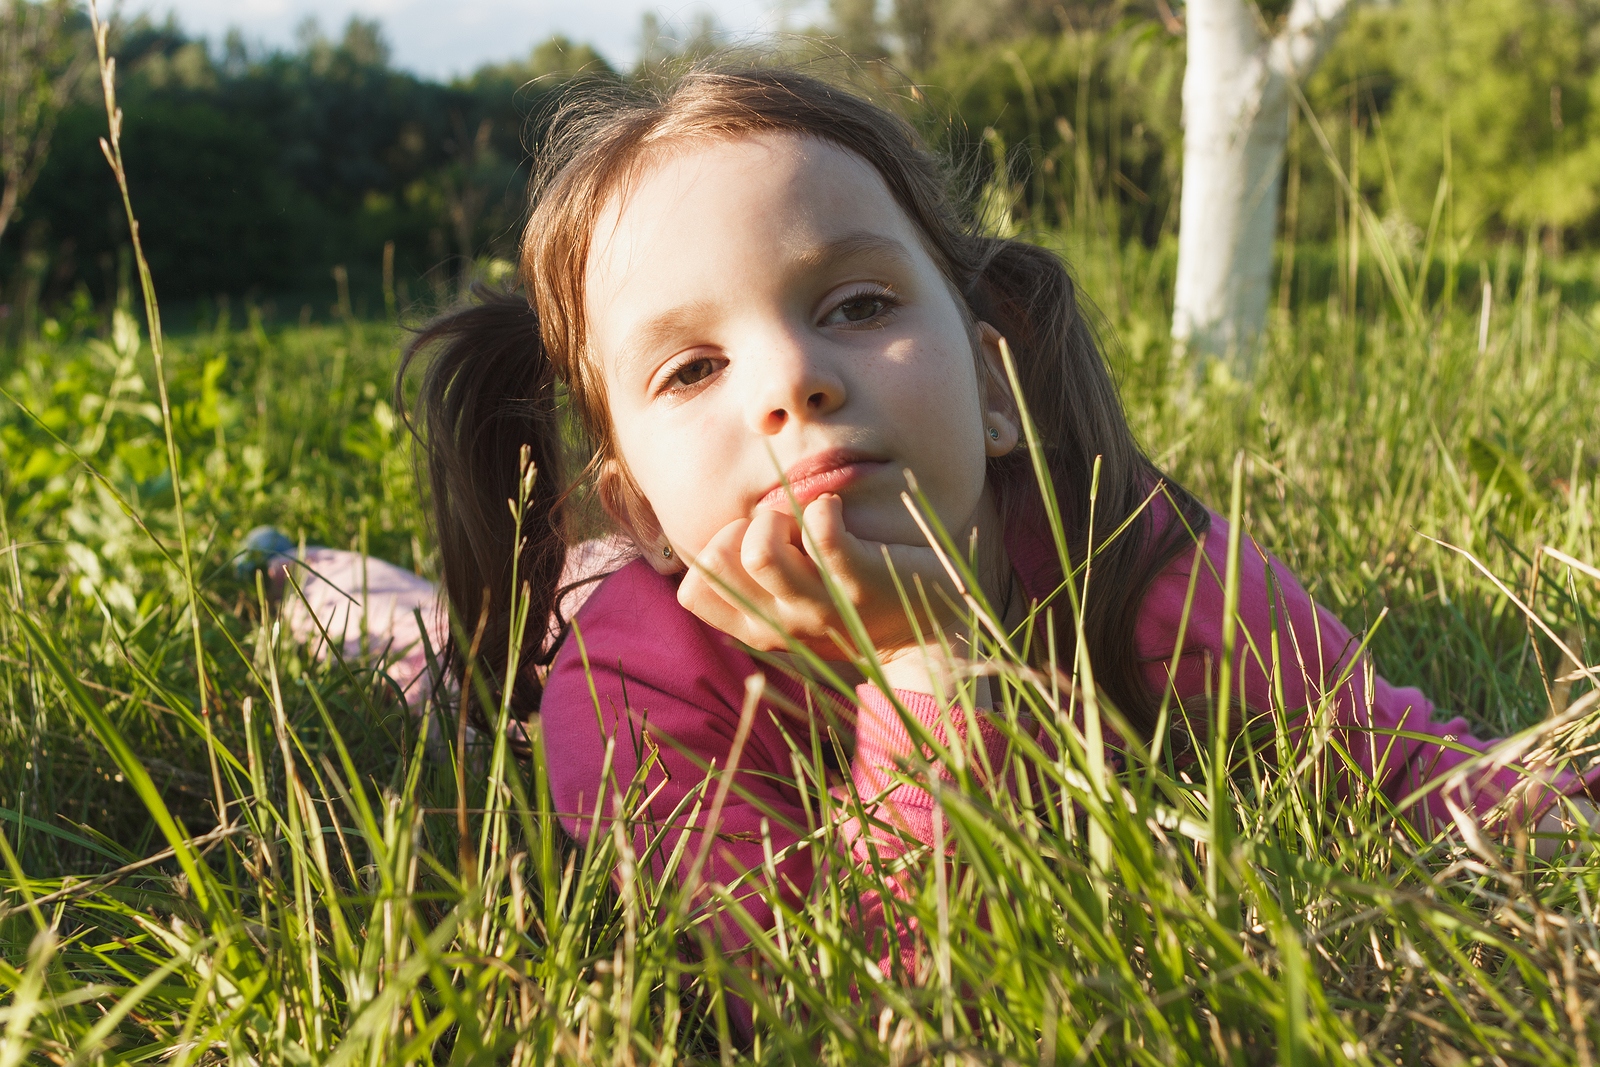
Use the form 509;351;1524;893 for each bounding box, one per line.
396;284;569;732
966;237;1212;741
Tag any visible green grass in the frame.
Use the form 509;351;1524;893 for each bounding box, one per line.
2;41;1600;1067
0;233;1596;1062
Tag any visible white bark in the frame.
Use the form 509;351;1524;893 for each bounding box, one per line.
1172;0;1356;373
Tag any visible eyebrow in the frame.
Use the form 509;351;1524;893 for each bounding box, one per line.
791;230;917;273
608;298;723;384
607;230;918;384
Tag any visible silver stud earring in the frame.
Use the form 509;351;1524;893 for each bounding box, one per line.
662;544;674;560
988;427;1000;441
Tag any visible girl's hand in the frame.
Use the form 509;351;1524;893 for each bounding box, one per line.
675;493;965;673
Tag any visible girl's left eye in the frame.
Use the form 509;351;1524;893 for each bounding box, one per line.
823;288;897;326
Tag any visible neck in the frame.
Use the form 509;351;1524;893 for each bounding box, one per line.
973;481;1018;628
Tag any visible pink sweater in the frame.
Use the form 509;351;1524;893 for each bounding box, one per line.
542;493;1590;965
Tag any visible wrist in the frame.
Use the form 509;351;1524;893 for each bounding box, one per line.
873;622;982;701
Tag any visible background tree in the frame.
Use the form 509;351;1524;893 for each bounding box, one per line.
19;17;608;308
1171;0;1356;372
829;0;888;57
0;0;90;250
12;0;1600;329
1376;0;1600;254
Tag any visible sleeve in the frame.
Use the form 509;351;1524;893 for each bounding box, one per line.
849;689;1018;853
831;683;1035;986
1135;511;1600;831
540;559;824;952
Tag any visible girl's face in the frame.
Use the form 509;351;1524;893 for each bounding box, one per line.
584;132;1010;565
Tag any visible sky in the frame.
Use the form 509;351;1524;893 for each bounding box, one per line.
133;0;829;81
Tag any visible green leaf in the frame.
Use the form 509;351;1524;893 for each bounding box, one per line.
1465;434;1546;512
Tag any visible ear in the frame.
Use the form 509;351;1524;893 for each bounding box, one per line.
976;320;1020;457
598;456;684;575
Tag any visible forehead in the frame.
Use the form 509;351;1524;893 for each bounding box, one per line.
581;132;927;346
590;130;907;258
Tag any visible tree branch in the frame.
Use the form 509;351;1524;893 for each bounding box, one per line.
1270;0;1360;81
1154;0;1186;36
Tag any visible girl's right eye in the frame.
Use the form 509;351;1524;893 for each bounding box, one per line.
659;355;723;394
675;358;717;386
820;285;899;327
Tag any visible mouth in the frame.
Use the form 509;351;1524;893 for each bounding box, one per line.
757;449;892;512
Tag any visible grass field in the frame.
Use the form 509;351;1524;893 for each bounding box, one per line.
3;47;1600;1063
0;224;1597;1063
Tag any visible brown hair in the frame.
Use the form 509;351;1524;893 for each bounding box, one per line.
400;66;1209;739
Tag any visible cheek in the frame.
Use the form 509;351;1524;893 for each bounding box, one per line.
608;410;741;552
931;416;991;516
923;349;992;505
875;339;991;513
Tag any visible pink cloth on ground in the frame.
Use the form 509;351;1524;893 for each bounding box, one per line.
279;548;445;705
278;539;621;708
539;492;1600;989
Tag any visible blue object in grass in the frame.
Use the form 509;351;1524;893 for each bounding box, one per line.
234;525;296;581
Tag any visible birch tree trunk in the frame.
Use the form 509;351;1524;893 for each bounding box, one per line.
1172;0;1356;374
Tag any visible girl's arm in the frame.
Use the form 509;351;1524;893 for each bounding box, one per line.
551;504;1599;1037
544;549;1008;997
1137;510;1600;833
541;558;830;949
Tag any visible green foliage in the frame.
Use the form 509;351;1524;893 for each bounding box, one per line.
31;102;299;296
0;0;92;249
898;0;1600;264
9;18;609;306
464;34;611;87
0;304;424;618
915;23;1184;247
889;0;1163;69
17;0;1600;321
1297;0;1600;249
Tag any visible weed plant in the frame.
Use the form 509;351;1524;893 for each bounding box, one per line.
2;23;1600;1067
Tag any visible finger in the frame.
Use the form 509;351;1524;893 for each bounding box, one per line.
798;493;907;604
677;519;780;640
802;495;962;627
741;509;828;606
678;565;758;638
676;518;840;652
796;494;869;577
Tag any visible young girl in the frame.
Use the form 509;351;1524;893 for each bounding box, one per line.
381;66;1596;1019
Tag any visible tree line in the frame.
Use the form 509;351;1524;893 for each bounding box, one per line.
3;0;1598;332
2;10;612;318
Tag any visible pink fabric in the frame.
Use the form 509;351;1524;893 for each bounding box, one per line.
284;501;1596;1025
278;547;445;706
540;493;1599;981
278;538;621;709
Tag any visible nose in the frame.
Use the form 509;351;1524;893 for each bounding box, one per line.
745;333;846;436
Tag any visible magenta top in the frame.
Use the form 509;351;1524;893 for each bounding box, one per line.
541;492;1589;968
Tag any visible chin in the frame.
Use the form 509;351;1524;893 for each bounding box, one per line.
838;515;925;549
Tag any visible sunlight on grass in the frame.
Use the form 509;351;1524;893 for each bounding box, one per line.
1;20;1599;1067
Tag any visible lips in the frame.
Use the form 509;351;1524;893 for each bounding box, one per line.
757;449;891;511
